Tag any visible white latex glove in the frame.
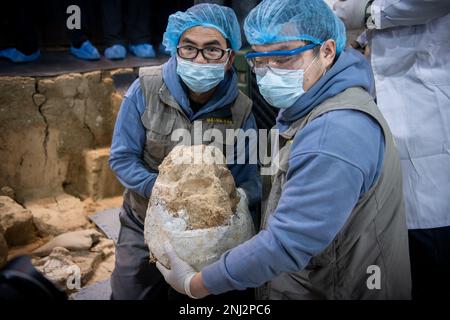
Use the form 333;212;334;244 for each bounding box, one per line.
156;242;198;298
334;0;372;30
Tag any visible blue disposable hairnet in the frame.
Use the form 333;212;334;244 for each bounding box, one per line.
163;3;242;56
244;0;346;54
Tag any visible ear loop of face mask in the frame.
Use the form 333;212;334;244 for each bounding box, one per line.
300;44;331;88
304;44;326;79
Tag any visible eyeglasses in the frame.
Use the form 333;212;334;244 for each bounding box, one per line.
245;43;320;72
177;45;231;61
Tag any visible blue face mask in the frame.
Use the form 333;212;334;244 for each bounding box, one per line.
256;56;318;109
176;57;228;93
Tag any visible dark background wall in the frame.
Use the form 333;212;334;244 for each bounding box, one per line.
0;0;193;50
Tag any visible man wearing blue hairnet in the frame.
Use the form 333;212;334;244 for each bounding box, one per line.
109;3;261;299
158;0;411;299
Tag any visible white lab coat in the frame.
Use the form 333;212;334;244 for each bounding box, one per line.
369;0;450;229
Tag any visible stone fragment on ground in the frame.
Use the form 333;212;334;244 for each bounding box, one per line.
26;194;91;236
32;247;80;290
0;228;8;267
33;246;104;292
33;229;102;256
0;186;15;200
0;196;37;246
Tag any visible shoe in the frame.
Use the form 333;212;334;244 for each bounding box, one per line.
129;43;156;58
104;44;127;60
0;48;40;63
70;40;100;60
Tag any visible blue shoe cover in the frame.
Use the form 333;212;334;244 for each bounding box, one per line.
0;48;40;63
129;43;156;58
70;40;100;60
105;44;127;60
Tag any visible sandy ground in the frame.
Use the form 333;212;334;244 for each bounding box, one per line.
6;196;122;292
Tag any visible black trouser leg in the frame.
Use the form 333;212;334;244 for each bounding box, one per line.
408;226;450;300
125;0;151;45
12;0;39;55
102;0;125;47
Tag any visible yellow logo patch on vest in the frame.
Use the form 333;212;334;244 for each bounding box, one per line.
205;117;233;125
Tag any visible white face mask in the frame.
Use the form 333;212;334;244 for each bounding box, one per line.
256;55;318;109
176;56;228;93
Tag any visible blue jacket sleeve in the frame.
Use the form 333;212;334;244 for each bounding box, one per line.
228;113;262;208
109;80;157;198
201;110;385;294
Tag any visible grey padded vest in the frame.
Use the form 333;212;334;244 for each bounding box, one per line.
258;87;411;300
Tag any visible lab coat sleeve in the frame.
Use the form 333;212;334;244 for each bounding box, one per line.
372;0;450;29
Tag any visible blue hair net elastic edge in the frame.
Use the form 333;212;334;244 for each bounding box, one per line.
165;23;240;56
249;34;346;55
